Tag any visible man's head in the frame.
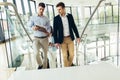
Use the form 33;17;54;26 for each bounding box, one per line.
56;2;66;16
38;2;45;16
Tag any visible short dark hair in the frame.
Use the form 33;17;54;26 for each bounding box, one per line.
56;2;65;8
38;2;45;8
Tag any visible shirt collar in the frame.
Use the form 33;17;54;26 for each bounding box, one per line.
35;14;44;17
60;13;67;18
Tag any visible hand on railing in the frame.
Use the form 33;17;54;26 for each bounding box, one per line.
54;43;60;49
76;38;80;45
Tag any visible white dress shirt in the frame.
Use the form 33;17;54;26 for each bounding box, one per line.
61;14;70;36
28;14;51;37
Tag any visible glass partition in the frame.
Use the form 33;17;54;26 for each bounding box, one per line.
78;1;120;66
0;4;33;70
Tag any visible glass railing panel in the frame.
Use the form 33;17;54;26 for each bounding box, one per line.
79;18;119;65
0;6;33;69
8;9;34;69
78;0;119;65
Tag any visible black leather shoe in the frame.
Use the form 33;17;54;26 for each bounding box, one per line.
47;59;50;68
0;40;5;43
38;65;43;69
71;63;76;66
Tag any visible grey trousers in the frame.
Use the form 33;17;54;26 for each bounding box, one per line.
33;37;48;69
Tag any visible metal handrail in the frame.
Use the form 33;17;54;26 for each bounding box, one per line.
80;0;106;39
0;2;33;42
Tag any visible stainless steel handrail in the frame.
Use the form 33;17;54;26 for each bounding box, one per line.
80;0;106;39
0;2;33;42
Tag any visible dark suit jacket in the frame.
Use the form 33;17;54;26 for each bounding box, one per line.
53;13;80;44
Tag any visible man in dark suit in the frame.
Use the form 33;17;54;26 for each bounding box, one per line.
53;2;80;67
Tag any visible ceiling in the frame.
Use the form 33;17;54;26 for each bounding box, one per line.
35;0;118;6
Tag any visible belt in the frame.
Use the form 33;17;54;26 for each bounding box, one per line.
64;35;70;38
34;36;48;38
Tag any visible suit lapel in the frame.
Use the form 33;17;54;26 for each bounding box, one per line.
66;13;71;29
58;15;64;37
66;13;70;24
58;15;62;25
58;15;63;28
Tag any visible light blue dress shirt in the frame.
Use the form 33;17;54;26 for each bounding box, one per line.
28;14;51;37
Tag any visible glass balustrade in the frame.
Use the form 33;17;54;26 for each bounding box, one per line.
0;6;33;69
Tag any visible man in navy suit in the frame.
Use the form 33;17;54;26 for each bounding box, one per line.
53;2;80;67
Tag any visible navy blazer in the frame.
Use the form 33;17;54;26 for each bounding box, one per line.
53;13;80;44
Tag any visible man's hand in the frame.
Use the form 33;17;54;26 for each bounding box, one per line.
33;25;50;36
76;38;80;44
32;26;40;31
55;43;60;49
36;25;47;33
